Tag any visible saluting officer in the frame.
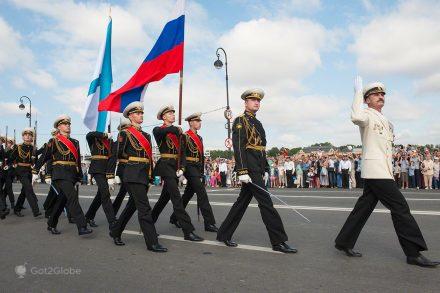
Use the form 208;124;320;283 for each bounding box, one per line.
11;128;41;217
34;115;92;236
169;112;218;232
216;89;296;253
84;129;117;229
109;102;166;252
151;105;203;242
335;77;439;267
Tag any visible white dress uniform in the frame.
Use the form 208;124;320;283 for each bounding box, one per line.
351;88;394;179
335;81;429;260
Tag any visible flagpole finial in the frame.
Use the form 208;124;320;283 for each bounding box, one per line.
109;5;112;18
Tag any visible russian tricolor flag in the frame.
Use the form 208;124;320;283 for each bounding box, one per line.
98;0;185;113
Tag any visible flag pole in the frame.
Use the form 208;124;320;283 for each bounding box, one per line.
178;69;183;125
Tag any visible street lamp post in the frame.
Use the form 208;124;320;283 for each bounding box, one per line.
18;96;32;127
214;47;232;151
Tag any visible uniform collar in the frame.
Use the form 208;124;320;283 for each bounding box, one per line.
244;111;256;118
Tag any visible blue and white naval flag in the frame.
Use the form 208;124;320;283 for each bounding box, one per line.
82;17;113;132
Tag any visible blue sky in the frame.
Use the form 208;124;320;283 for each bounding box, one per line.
0;0;439;154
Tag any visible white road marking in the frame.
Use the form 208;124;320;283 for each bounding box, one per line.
34;193;440;216
170;193;440;201
122;230;281;254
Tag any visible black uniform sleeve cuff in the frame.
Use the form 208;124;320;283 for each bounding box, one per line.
237;169;248;175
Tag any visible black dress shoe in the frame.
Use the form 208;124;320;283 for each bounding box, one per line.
78;227;93;236
113;236;125;246
169;219;181;228
147;243;168;253
4;208;10;216
335;244;362;257
0;211;6;220
34;212;42;217
273;242;297;253
14;211;24;217
47;226;61;235
222;239;238;247
184;232;204;242
407;254;440;267
87;219;98;227
205;224;219;232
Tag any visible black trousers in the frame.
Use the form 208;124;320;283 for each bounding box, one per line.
48;180;87;230
335;179;427;257
151;177;195;234
0;176;6;211
112;183;158;246
112;183;128;215
85;174;116;224
220;172;227;187
341;170;350;189
43;184;71;218
14;173;40;215
328;170;336;187
355;171;363;188
217;172;288;245
286;170;293;188
170;176;216;226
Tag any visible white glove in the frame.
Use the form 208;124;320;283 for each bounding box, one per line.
263;172;269;182
32;174;39;184
46;178;52;185
354;75;363;94
75;181;81;188
3;165;9;171
239;174;252;184
107;178;115;186
106;132;113;140
176;169;184;177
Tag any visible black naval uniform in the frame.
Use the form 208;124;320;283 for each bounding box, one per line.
110;126;159;248
2;146;16;211
169;130;216;228
217;111;288;245
111;139;128;215
10;143;40;216
84;132;117;227
42;159;72;221
151;125;196;235
34;135;88;231
0;145;7;216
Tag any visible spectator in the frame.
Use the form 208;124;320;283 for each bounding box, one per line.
295;160;303;188
284;157;295;188
400;155;409;189
421;154;434;190
339;155;351;189
219;159;228;187
408;161;416;188
393;159;401;187
433;157;439;190
328;155;336;188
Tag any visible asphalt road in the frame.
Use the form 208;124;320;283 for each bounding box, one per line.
1;184;439;292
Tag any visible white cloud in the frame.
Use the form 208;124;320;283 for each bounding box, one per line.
53;86;88;114
25;69;57;89
0;102;39;116
351;0;440;89
0;16;33;71
415;73;440;95
12;77;26;89
218;18;335;91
